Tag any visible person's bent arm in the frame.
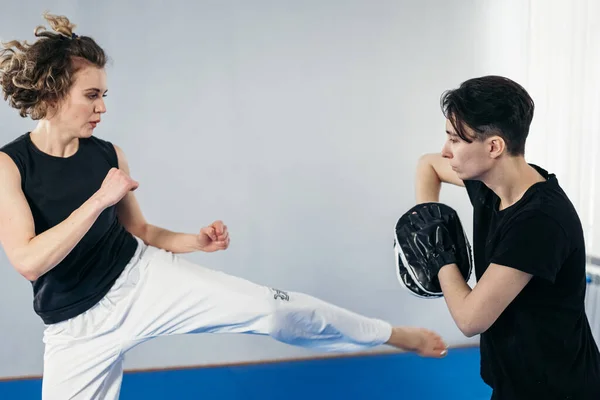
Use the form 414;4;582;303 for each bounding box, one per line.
438;263;532;337
0;152;136;281
113;145;229;254
415;153;464;203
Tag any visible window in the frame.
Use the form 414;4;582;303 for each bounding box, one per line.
523;0;600;259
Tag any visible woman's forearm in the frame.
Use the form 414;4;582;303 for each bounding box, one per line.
14;196;105;281
139;224;200;254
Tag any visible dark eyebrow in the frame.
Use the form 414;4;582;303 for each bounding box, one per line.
446;130;458;136
85;88;108;94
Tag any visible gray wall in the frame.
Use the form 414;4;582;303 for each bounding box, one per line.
0;0;528;378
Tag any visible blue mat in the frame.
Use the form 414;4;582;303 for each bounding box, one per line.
0;346;491;399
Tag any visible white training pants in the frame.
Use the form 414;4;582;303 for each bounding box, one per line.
41;238;392;400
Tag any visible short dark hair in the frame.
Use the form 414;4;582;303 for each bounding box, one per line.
440;75;535;156
0;12;107;120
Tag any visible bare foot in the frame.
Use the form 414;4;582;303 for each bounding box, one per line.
385;326;448;358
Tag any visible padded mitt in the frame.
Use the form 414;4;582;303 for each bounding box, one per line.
394;202;473;298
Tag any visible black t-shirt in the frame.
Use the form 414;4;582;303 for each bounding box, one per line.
464;164;600;400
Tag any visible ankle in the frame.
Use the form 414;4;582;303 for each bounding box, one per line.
386;327;418;350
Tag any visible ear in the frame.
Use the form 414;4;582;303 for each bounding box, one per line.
487;136;506;159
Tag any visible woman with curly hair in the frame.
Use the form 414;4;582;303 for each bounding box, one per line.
0;12;447;400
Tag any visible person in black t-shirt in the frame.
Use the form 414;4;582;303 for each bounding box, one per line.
0;12;448;400
415;75;600;399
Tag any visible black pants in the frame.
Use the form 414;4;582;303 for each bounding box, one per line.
491;387;594;400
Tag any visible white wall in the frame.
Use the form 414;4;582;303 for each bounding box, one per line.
0;0;529;378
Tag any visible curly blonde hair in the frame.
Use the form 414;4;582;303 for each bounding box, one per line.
0;12;107;119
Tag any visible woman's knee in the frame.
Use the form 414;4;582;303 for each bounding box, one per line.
267;300;336;343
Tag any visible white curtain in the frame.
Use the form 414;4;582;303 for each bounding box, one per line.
523;0;600;259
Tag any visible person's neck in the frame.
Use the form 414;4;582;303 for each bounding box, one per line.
30;120;79;158
480;156;546;211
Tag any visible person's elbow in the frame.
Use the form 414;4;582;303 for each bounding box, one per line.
457;314;490;338
12;258;42;281
125;221;149;241
7;246;45;281
458;322;483;338
21;269;41;282
416;154;439;175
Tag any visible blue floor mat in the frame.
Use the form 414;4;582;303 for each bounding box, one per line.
0;347;491;399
